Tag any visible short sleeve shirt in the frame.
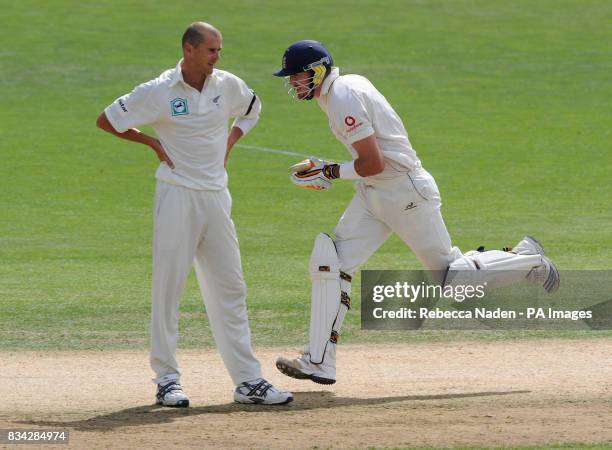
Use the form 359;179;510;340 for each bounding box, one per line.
105;60;260;190
318;69;420;173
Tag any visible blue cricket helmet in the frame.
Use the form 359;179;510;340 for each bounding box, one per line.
273;40;334;77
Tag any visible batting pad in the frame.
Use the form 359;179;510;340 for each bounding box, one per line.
309;233;342;364
447;250;543;290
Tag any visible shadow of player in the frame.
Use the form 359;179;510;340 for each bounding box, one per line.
18;389;530;432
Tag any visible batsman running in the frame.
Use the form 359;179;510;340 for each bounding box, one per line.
272;40;560;385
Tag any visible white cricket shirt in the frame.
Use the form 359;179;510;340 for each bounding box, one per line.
105;60;261;190
317;67;421;178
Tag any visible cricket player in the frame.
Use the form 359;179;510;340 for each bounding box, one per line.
96;22;292;406
272;40;560;385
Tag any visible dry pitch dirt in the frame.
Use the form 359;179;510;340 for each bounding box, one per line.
2;339;611;449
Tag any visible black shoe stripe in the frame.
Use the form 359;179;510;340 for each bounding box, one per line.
157;381;183;400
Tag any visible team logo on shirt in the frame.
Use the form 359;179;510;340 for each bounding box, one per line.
212;95;221;106
170;98;189;116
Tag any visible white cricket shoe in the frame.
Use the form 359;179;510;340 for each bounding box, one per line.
155;381;189;407
234;378;293;405
276;344;336;385
527;255;560;293
513;236;560;293
513;235;546;255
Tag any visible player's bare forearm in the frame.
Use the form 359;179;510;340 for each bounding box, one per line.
96;112;154;146
96;112;174;168
225;126;244;167
352;134;385;177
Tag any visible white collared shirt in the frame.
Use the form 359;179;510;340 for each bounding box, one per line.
317;67;420;176
105;60;261;190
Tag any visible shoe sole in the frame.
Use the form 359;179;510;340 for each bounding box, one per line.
525;235;545;255
234;395;294;405
276;360;336;385
155;399;189;407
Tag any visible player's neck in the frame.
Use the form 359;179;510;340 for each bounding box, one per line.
181;62;207;92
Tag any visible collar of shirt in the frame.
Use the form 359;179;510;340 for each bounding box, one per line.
317;67;340;112
169;59;218;89
169;59;185;87
320;66;340;96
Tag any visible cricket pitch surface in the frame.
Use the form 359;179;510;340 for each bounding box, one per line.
2;339;611;449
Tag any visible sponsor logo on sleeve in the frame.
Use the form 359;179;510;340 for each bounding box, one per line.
344;115;363;133
170;98;189;116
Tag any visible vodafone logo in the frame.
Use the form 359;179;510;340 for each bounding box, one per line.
344;115;364;133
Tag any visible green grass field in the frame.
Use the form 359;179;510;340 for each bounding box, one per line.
1;0;611;351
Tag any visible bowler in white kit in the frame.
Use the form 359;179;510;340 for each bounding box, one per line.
273;40;560;385
96;22;292;407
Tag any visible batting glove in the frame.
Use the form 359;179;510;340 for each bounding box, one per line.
289;157;339;191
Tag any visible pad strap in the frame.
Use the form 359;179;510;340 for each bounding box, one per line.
340;271;352;283
340;291;351;309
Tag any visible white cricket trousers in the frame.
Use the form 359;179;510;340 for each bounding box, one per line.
335;168;456;276
150;181;262;386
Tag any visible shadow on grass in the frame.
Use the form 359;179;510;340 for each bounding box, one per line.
19;389;530;431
